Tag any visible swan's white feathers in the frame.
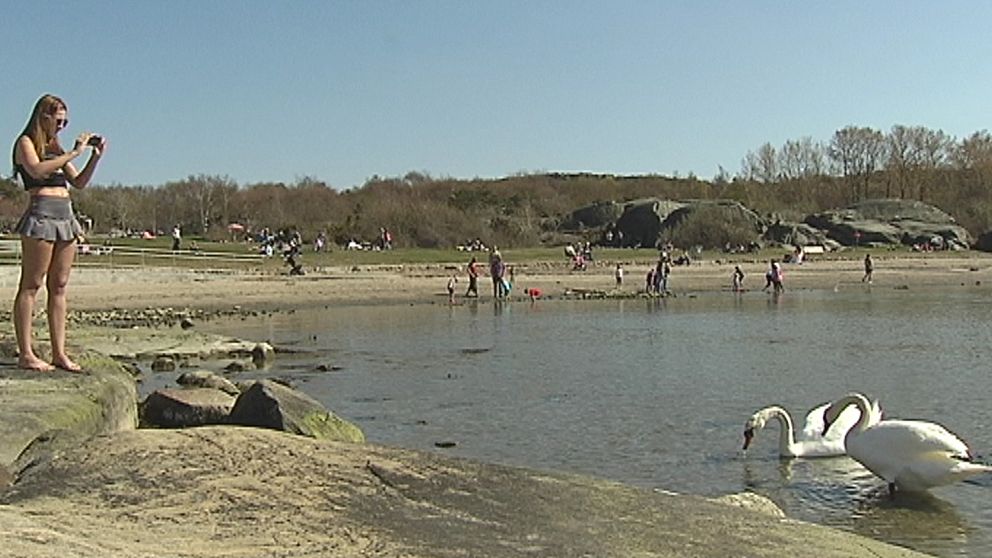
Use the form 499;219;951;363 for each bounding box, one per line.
827;392;991;492
800;400;881;442
743;397;882;458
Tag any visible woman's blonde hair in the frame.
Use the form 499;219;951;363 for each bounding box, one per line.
11;94;67;180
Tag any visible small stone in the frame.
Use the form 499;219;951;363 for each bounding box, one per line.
151;356;176;372
177;370;240;396
224;361;250;373
251;342;276;367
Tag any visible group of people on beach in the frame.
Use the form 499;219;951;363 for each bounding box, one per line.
450;247;545;304
762;260;785;293
451;247;510;303
564;242;593;271
450;244;876;304
645;253;672;295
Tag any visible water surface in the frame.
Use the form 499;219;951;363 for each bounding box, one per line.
199;287;992;557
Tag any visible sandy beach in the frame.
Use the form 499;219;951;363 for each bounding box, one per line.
13;252;989;313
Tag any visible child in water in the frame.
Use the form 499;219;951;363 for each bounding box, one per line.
447;275;458;304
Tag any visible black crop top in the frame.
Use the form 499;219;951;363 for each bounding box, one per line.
15;151;68;190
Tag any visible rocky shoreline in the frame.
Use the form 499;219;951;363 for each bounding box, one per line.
2;259;979;556
0;314;936;556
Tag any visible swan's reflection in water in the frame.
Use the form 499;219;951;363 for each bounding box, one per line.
848;489;970;555
740;454;974;556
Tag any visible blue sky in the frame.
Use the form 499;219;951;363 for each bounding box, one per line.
3;1;990;189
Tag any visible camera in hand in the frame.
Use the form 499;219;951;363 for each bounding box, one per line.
87;135;103;147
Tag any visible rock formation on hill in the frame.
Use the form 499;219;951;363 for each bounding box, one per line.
805;199;971;249
564;197;972;251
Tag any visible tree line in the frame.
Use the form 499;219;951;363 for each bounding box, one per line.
1;125;990;248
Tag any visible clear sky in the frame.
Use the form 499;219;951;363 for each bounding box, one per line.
3;1;990;189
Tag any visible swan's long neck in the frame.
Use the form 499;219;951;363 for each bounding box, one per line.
835;393;872;443
765;407;797;454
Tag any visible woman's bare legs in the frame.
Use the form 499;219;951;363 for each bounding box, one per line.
14;238;55;371
47;239;80;372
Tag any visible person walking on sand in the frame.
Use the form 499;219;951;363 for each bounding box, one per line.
11;94;106;372
615;263;624;289
862;253;874;284
171;223;182;251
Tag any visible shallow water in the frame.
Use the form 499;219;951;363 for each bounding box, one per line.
197;287;992;557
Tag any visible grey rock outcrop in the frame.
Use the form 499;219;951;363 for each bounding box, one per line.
561;200;626;230
663;200;766;233
615;198;766;248
141;388;236;428
763;221;837;249
615;198;686;247
805;199;971;248
227;379;365;442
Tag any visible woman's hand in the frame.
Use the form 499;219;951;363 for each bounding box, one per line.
72;132;94;156
94;136;107;158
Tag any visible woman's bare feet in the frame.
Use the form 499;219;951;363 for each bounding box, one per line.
52;356;83;373
19;356;55;372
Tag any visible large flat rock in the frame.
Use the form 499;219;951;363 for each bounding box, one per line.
0;426;930;558
69;326;261;360
0;352;137;469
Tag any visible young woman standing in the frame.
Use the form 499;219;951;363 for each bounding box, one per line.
11;94;106;371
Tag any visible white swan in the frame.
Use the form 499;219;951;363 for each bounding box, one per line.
742;397;882;458
824;392;992;493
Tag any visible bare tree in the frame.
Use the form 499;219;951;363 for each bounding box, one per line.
778;137;825;181
741;143;779;183
913;128;952;201
829;126;886;202
952;130;992;170
739;152;758;182
886;125;920;198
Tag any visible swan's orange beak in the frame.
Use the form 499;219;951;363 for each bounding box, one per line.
742;427;754;450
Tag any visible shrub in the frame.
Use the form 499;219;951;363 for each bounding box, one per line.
667;206;760;249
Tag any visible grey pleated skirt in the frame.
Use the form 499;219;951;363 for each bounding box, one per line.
15;196;84;242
